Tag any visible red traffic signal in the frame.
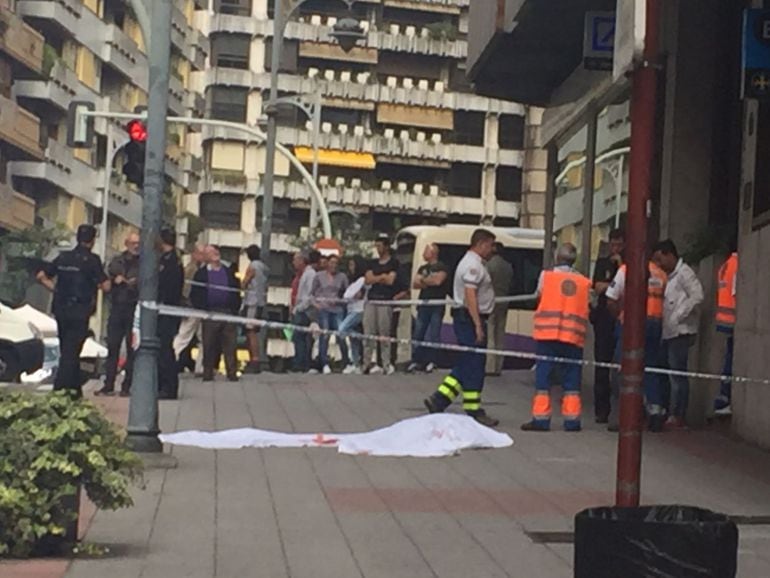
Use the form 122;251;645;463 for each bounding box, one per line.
127;119;147;143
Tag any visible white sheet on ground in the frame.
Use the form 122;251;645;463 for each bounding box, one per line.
158;414;513;458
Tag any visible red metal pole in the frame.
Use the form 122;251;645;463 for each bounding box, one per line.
615;0;661;508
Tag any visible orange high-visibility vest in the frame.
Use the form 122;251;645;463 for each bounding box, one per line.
534;270;591;348
716;252;738;331
618;262;667;322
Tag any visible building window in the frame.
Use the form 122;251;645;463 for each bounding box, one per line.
200;193;242;230
208;86;248;123
214;0;251;16
496;167;523;202
211;34;250;70
754;101;770;227
453;111;484;146
449;163;482;198
499;115;525;150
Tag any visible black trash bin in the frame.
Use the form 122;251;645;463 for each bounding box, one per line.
574;505;738;578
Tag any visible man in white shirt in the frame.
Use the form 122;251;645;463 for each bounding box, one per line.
652;239;704;430
424;229;499;427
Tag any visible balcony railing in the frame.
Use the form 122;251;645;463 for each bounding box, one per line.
0;183;36;231
203;67;524;116
0;95;44;160
0;3;44;75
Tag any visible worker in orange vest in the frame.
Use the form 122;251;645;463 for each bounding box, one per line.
521;243;591;432
606;259;668;431
714;249;738;415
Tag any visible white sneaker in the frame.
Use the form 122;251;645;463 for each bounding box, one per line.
425;362;436;373
384;364;396;376
714;405;732;416
368;365;384;375
352;365;363;375
308;368;320;375
323;365;332;375
342;364;357;375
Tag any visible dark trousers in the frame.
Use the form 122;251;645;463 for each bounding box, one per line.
291;311;312;372
54;315;90;397
593;318;616;420
434;310;488;414
104;304;136;392
412;305;443;366
158;316;181;397
660;334;696;418
202;318;238;380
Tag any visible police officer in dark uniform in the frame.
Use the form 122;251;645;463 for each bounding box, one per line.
157;227;184;399
36;225;110;397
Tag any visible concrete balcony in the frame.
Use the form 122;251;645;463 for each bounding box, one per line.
207;16;467;60
383;0;469;12
0;95;44;160
168;73;186;115
14;61;98;113
102;24;148;91
184;89;206;117
204;68;523;116
0;183;36;231
103;173;143;227
468;0;615;104
0;1;44;76
187;29;209;71
201;123;523;167
16;0;84;43
205;229;295;253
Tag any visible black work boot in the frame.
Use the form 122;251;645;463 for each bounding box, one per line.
467;410;500;428
424;392;451;414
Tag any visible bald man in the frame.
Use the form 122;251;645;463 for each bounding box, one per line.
407;243;449;373
97;232;140;396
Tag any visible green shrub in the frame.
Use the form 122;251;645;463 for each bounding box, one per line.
0;392;142;557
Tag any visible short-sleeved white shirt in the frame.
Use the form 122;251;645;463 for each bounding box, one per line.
453;250;495;315
605;266;626;303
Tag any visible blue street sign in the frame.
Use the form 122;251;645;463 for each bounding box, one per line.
742;9;770;99
584;12;615;71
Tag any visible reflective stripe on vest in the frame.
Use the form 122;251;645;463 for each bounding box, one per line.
618;263;667;322
534;270;591;348
716;253;738;329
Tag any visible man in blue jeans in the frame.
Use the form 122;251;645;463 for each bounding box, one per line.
652;240;704;430
312;254;349;374
407;243;449;373
291;251;319;373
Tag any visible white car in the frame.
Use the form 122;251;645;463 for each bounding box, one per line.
0;303;45;382
13;305;108;386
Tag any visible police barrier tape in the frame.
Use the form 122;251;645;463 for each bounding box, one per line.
184;279;538;308
142;302;770;386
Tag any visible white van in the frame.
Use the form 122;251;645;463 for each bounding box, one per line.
0;303;44;382
394;225;544;369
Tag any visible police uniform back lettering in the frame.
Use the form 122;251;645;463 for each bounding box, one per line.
36;224;110;397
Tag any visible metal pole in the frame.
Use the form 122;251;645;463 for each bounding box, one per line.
580;113;598;276
616;0;661;508
95;124;114;341
309;91;322;231
260;0;286;261
125;0;172;453
615;155;624;228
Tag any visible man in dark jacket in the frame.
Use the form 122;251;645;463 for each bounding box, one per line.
97;232;140;396
36;224;110;397
157;227;184;399
190;245;241;382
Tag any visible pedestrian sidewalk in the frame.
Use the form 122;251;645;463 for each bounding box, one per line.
4;371;770;578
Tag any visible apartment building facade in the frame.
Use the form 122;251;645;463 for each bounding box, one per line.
191;0;544;289
2;0;208;254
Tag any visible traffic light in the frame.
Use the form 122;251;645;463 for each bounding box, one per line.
123;119;147;187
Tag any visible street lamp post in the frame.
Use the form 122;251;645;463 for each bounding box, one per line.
260;0;365;262
262;92;323;230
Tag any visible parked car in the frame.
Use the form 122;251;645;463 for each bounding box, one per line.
0;303;44;382
14;305;108;386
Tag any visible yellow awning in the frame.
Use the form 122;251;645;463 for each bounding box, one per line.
294;147;376;170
